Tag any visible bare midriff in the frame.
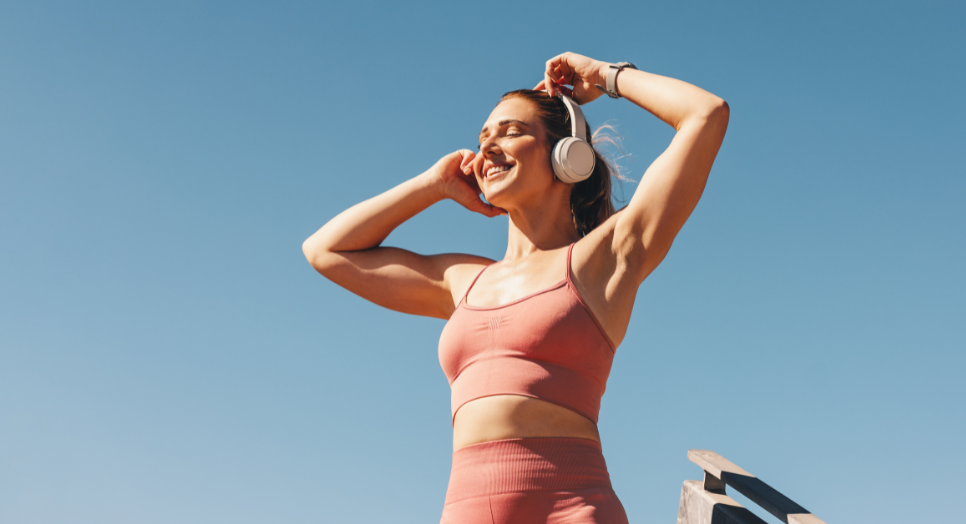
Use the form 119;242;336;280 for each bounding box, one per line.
452;395;601;451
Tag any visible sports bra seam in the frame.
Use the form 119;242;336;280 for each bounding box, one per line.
450;354;607;391
450;393;599;427
451;283;616;351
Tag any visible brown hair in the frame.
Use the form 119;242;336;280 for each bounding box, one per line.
500;89;617;236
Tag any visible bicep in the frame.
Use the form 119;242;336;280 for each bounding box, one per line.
309;247;488;319
617;103;729;278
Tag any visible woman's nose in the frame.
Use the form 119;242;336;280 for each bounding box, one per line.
480;137;501;156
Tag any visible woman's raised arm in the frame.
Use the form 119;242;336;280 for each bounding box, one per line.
302;150;503;319
537;52;729;346
607;65;729;280
539;53;728;279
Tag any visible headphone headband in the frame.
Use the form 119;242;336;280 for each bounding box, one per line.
550;93;596;184
557;94;588;142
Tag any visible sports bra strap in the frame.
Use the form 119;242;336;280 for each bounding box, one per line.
463;244;576;304
565;242;576;283
461;264;491;303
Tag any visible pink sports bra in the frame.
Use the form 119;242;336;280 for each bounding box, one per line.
438;243;617;425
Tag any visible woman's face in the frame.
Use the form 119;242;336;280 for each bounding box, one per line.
473;97;556;208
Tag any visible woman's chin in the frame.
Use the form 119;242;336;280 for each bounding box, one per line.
482;191;513;211
481;186;509;207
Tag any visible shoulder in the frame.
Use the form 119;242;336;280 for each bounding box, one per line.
439;253;496;304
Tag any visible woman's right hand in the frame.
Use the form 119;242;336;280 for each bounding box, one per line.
429;149;506;217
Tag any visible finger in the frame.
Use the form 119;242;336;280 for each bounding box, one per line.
465;171;483;194
546;69;570;92
554;63;575;86
470;151;485;178
465;195;500;217
534;79;547;91
459;149;476;173
545;54;565;77
451;180;501;217
544;55;563;96
479;202;508;218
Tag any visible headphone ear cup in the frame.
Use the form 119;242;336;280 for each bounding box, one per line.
551;137;596;184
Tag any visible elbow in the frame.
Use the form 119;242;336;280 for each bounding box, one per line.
709;98;730;126
301;237;316;265
678;98;729;132
702;97;729;122
301;236;317;262
302;237;335;275
689;97;729;138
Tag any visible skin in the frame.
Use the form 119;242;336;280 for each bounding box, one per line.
303;52;729;451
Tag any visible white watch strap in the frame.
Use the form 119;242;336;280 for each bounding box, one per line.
605;65;621;97
595;62;637;99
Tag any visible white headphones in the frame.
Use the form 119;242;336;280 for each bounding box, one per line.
551;94;596;184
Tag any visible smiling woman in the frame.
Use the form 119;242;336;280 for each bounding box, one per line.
476;89;618;237
301;52;729;523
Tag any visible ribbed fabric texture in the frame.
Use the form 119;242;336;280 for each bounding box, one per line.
444;438;612;504
438;244;616;425
441;438;628;524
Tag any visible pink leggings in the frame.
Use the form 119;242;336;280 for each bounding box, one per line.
440;438;629;524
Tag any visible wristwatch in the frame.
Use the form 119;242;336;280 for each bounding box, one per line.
595;62;637;99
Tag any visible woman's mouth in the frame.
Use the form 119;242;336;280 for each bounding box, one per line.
485;164;514;180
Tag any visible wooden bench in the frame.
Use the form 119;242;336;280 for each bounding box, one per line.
677;450;827;524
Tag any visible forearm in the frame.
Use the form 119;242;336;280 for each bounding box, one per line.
302;170;442;261
613;68;727;131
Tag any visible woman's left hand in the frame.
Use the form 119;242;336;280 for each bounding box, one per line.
534;52;609;104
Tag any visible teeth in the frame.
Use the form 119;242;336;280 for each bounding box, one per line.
486;165;512;178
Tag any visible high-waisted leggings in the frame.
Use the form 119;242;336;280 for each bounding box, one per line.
440;437;628;524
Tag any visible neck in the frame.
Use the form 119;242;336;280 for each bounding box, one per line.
503;189;580;260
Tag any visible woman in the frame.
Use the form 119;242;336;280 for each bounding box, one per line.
302;52;729;523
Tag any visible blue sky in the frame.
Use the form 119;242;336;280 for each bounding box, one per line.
1;1;963;523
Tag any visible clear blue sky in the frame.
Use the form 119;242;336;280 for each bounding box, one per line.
1;1;963;523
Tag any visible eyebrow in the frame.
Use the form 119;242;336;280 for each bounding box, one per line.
479;119;530;140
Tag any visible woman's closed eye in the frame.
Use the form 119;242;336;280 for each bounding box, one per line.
477;132;523;149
